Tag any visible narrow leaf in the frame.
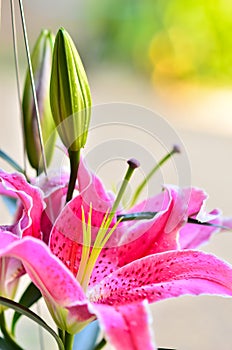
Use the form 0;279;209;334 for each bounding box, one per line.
0;150;24;174
0;337;20;350
0;297;64;350
12;282;42;334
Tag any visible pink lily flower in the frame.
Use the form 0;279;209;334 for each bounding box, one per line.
0;170;45;239
0;170;45;301
0;161;232;349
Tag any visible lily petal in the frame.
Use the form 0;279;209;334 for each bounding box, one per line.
90;250;232;305
0;171;45;238
92;301;156;350
180;209;221;249
112;187;181;268
0;231;22;299
0;237;86;305
49;160;116;275
78;158;114;212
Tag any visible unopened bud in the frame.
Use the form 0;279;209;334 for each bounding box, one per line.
22;29;56;173
50;27;91;152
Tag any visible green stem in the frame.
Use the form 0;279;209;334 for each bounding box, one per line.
0;312;23;350
66;149;81;203
130;146;180;207
58;328;65;344
64;331;74;350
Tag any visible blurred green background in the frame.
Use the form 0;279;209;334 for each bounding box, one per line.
2;0;232;83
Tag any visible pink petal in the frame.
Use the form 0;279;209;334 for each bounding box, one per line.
91;301;156;350
34;171;70;243
113;187;181;268
179;209;221;249
49;160;116;274
0;237;86;306
90;250;232;305
0;171;45;238
183;187;208;217
111;187;220;267
78;158;114;212
0;236;96;332
88;187;206;286
222;217;232;230
0;231;23;298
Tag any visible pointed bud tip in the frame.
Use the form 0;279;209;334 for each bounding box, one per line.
127;158;140;169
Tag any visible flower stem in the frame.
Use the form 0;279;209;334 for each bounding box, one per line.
66;149;81;203
64;331;74;350
58;328;65;344
0;312;23;350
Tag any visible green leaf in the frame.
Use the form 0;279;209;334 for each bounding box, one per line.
0;297;64;350
12;282;42;334
0;337;21;350
0;150;24;174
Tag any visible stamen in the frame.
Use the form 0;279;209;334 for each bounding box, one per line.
79;209;110;290
130;145;180;207
80;217;122;292
76;205;92;283
77;159;139;291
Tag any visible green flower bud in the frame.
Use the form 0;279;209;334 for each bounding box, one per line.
22;29;56;174
50;27;91;152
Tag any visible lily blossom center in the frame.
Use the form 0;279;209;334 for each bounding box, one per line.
76;158;139;291
77;204;121;292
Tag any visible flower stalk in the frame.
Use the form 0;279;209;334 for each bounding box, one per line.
66;150;81;203
64;331;74;350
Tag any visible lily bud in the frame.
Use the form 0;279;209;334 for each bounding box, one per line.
50;27;91;152
23;29;56;173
